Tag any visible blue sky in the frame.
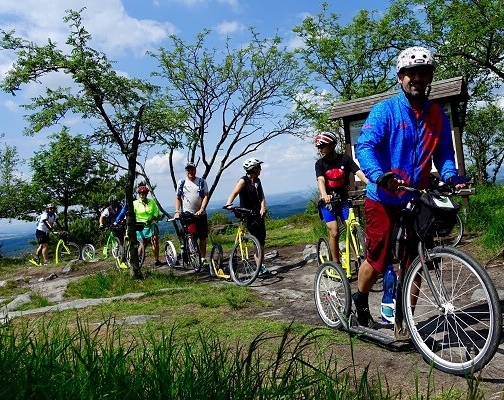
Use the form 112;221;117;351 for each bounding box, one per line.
0;0;389;233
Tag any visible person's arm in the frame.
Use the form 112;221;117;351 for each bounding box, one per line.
355;170;368;185
55;219;64;232
43;219;53;231
355;102;389;184
259;193;266;217
174;195;182;217
433;109;458;182
224;179;245;207
99;209;108;229
114;205;127;224
151;199;160;222
317;176;331;204
315;159;331;204
196;192;209;216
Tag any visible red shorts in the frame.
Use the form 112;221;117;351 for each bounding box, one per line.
363;198;400;274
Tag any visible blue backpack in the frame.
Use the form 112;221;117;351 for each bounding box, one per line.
177;178;205;199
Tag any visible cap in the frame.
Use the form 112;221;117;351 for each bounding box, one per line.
185;162;196;169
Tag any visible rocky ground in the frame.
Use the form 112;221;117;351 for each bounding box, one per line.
1;240;504;398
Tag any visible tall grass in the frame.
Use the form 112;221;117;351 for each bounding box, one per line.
464;184;504;252
1;316;479;400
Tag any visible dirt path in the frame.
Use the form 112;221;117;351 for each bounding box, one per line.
2;241;504;398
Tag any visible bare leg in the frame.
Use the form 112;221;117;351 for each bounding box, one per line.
357;259;379;294
326;220;340;263
40;243;49;263
199;237;207;259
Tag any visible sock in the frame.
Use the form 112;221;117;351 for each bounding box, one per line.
353;290;369;306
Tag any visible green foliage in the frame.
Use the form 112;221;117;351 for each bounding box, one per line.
67;216;101;247
465;185;504;252
0;141;33;220
208;211;233;228
463;104;504;185
29;128;119;229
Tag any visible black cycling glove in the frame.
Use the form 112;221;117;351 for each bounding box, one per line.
447;175;470;186
376;172;396;188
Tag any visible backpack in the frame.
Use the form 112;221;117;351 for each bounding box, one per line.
177;178;205;199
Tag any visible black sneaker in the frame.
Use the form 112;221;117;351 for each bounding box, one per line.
352;292;376;328
154;260;164;267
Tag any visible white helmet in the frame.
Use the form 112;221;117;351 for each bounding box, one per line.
243;157;263;172
396;46;435;74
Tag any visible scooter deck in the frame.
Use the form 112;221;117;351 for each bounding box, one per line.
343;314;403;345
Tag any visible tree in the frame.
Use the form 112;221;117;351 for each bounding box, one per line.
0;9;185;277
407;0;504;178
29;128;120;229
148;29;308;197
292;1;422;137
463;103;504;184
0;140;32;221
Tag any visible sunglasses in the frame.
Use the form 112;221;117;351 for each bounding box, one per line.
316;143;329;150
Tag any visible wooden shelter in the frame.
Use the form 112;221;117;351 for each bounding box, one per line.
329;77;469;189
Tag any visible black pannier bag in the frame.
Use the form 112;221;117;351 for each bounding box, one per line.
413;192;460;239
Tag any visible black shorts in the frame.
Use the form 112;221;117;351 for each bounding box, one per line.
246;216;266;246
36;229;50;244
195;214;209;240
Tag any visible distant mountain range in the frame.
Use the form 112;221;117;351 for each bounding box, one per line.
207;189;314;219
0;189;316;257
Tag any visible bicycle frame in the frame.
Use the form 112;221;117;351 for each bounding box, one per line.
167;213;201;271
340;206;362;278
55;238;78;264
103;231;116;258
234;223;250;261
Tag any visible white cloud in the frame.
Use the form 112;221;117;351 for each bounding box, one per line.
286;35;305;51
215;20;246;36
2;99;19;112
0;0;176;58
169;0;208;6
217;0;242;13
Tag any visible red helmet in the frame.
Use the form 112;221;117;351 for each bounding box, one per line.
137;185;149;194
314;132;337;146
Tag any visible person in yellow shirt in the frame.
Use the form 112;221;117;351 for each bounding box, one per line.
133;185;162;266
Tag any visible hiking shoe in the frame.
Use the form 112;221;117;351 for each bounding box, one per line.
352;292;376;328
154;260;164;267
43;261;52;266
258;264;270;276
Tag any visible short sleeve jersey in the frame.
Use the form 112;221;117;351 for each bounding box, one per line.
133;198;159;223
177;177;209;214
315;154;360;197
36;211;57;233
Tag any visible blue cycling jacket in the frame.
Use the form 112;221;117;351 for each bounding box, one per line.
356;90;458;206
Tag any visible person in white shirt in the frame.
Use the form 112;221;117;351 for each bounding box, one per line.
35;203;64;265
174;162;210;263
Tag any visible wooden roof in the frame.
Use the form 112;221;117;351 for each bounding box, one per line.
329;76;468;120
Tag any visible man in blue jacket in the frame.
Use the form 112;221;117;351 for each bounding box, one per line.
354;46;466;330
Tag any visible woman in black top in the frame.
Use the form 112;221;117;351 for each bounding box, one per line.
225;157;267;272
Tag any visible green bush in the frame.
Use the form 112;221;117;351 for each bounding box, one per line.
466;185;504;251
208;211;233;228
67;216;101;246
